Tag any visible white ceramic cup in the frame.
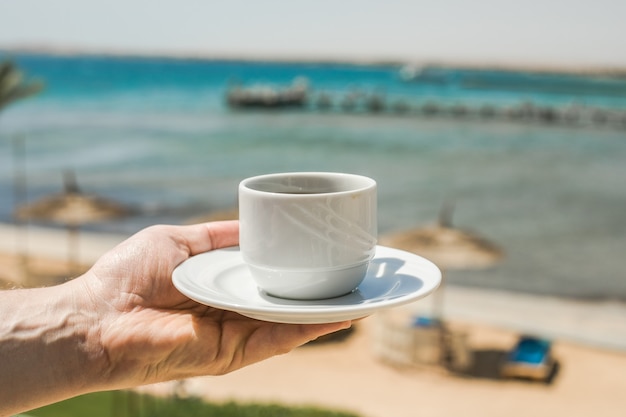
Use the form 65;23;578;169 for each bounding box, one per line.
239;172;377;300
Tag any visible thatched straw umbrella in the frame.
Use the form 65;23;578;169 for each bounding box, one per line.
379;202;504;318
15;170;131;275
379;202;503;365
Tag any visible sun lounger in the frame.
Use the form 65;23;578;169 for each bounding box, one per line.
501;336;555;381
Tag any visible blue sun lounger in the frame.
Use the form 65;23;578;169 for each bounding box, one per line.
501;336;555;381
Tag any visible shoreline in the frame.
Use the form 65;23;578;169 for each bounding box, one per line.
409;285;626;352
0;222;127;266
1;222;625;352
2;45;626;77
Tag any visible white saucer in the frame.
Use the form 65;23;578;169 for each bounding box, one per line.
172;245;441;324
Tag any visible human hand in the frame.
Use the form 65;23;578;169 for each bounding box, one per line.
77;220;351;390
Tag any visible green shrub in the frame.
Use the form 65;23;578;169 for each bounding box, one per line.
27;390;361;417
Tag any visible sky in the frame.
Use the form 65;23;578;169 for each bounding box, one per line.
1;0;626;69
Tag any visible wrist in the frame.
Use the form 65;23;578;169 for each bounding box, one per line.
0;278;109;415
63;277;113;391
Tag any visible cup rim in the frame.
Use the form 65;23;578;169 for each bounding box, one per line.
239;172;376;196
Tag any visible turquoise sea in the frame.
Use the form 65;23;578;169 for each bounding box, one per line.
1;52;625;301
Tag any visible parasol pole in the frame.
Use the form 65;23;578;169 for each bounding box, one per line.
63;171;81;277
67;223;80;277
432;267;449;365
12;135;29;284
428;200;452;365
432;199;454;323
432;268;446;322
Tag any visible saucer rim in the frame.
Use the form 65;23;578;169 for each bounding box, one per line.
172;245;441;324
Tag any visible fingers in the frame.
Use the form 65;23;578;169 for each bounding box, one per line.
182;220;240;256
297;321;353;343
297;321;353;349
227;320;353;374
268;320;353;355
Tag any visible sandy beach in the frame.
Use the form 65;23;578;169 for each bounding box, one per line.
2;223;626;416
138;313;626;417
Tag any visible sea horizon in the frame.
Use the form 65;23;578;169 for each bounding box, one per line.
3;44;626;77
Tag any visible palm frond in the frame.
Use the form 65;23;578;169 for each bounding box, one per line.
0;60;44;111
